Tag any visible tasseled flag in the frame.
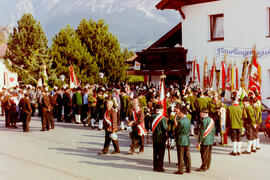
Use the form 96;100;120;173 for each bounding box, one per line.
225;61;232;100
192;59;201;87
231;61;239;91
248;45;261;100
203;57;209;90
218;54;227;93
159;75;167;116
70;65;80;89
210;57;218;91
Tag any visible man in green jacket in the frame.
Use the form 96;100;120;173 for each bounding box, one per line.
253;97;262;150
197;108;215;172
174;103;191;175
152;104;168;172
226;92;243;156
243;97;257;154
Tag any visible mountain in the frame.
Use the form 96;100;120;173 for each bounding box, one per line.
0;0;180;51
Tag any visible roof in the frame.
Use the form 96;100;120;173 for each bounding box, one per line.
156;0;219;10
126;55;138;62
149;22;182;49
0;43;7;58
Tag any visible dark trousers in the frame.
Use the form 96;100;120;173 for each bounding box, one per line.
48;111;54;129
31;103;35;116
4;109;10;127
21;112;31;132
246;126;256;141
56;105;62;122
130;132;144;152
230;129;241;142
64;105;72;122
102;130;120;153
81;104;89;121
42;111;51;130
90;106;96;120
153;143;166;171
200;145;212;170
177;146;191;173
9;105;18;127
1;104;4;116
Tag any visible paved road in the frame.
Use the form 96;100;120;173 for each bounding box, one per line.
0;116;269;180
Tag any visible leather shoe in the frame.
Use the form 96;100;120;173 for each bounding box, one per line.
174;170;183;174
127;151;134;155
157;168;165;172
98;151;107;155
111;151;120;154
237;152;241;156
196;168;206;172
229;151;237;156
186;169;191;173
251;149;256;153
256;147;260;150
242;151;251;154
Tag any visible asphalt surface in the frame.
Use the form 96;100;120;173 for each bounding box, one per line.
0;115;270;180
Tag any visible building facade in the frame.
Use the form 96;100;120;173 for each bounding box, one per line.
157;0;270;106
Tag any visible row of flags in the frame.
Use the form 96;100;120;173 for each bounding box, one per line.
192;46;261;100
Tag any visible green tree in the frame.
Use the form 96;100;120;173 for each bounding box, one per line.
0;26;9;45
50;25;99;86
76;19;133;83
4;13;55;86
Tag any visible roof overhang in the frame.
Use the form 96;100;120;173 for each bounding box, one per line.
156;0;219;19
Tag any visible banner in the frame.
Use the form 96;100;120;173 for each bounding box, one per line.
134;61;141;70
216;46;270;58
70;65;80;89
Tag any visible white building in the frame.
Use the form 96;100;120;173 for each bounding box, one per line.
156;0;270;106
0;43;18;89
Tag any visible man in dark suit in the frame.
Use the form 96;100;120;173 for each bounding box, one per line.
41;88;53;131
98;100;120;155
54;89;63;122
2;91;11;127
63;88;72;123
19;92;32;132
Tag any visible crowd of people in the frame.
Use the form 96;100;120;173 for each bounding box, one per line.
0;81;263;174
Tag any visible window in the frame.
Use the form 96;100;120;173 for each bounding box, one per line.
268;8;270;37
210;14;224;41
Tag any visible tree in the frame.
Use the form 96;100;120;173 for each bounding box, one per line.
0;26;9;45
76;19;133;83
4;13;55;86
50;25;99;86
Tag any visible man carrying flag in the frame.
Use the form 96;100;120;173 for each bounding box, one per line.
152;104;168;172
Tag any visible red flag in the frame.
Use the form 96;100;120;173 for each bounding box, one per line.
69;65;80;88
248;47;261;99
221;60;227;90
159;77;166;116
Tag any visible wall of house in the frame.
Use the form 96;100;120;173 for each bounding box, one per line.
0;60;18;89
181;0;270;106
